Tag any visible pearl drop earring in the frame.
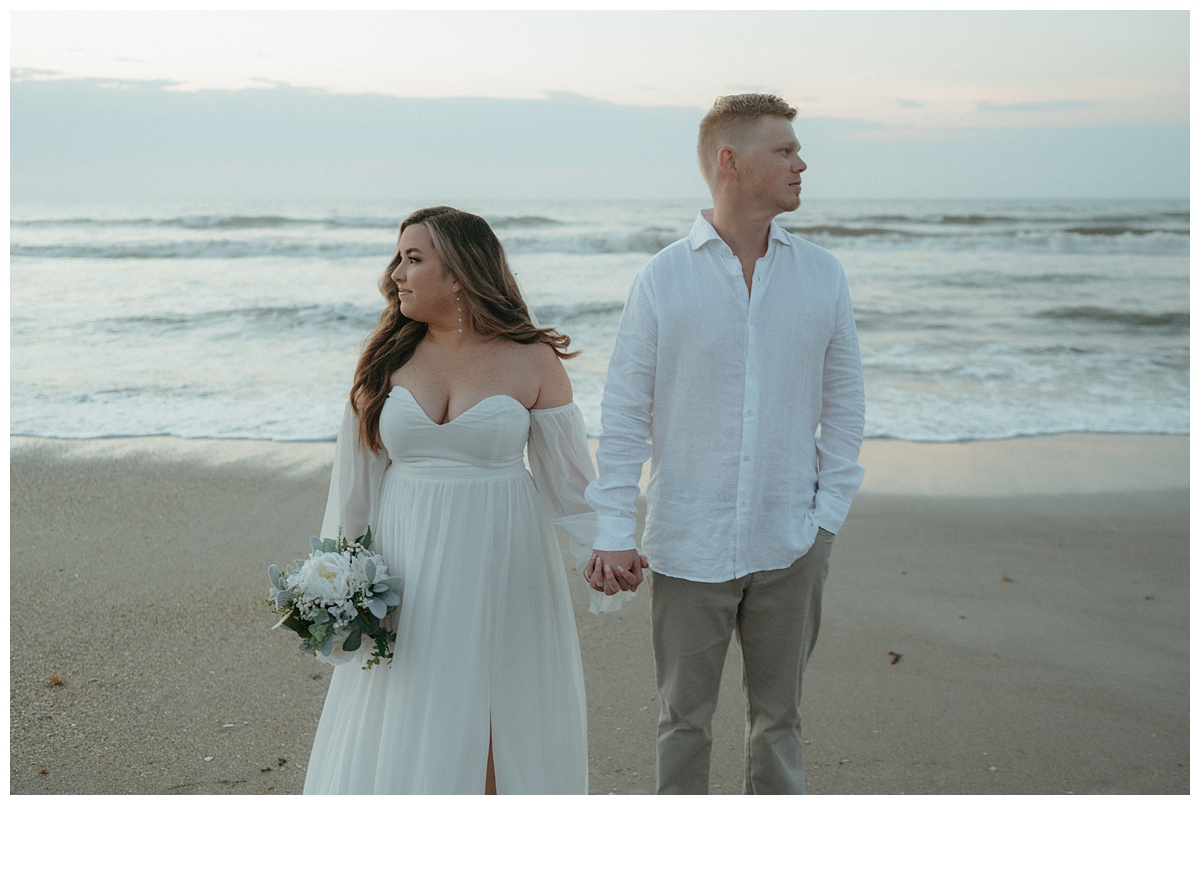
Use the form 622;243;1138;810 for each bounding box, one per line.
454;287;464;333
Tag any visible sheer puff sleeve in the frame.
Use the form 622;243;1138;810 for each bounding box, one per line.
528;403;640;614
320;401;391;546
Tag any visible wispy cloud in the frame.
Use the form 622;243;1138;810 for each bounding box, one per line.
11;69;185;90
977;99;1093;114
94;77;185;91
11;67;61;82
896;98;924;109
251;77;305;89
542;90;602;103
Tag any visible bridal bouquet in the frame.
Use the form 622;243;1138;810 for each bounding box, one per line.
266;527;402;669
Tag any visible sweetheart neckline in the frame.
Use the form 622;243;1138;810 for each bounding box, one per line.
390;386;526;427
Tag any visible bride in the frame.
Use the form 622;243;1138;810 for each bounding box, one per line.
303;206;642;794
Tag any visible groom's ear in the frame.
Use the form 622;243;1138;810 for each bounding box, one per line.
717;146;740;182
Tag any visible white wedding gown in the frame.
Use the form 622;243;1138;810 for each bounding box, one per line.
302;387;626;794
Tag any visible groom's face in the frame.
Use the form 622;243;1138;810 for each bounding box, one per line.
736;116;807;215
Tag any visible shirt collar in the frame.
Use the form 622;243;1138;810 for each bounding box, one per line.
689;209;792;252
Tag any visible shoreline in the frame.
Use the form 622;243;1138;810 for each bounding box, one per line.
9;430;1190;496
9;432;1190;794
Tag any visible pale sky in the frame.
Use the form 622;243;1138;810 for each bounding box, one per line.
12;9;1188;126
9;8;1191;202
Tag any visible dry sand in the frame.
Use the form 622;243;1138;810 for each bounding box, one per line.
8;433;1190;795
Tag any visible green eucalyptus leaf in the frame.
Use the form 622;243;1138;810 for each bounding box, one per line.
341;631;362;652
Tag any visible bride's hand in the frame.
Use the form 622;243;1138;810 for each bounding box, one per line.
586;549;646;594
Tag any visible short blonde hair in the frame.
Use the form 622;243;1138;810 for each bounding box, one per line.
697;93;798;190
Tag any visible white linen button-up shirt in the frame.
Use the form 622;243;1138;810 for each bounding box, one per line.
586;210;866;583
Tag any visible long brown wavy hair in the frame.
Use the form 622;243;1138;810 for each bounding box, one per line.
351;206;577;452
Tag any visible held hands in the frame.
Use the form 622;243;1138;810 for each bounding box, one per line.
585;549;649;595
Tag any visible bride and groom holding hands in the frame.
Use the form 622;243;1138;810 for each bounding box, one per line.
297;93;866;795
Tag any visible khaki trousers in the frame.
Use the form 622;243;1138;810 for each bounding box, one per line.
650;529;835;794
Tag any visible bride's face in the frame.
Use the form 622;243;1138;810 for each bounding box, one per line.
390;223;458;324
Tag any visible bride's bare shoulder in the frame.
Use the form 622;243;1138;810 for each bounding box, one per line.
526;341;572;409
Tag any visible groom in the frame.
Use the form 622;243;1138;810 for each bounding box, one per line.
585;94;866;794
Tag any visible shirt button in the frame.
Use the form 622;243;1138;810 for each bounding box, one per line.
742;455;750;462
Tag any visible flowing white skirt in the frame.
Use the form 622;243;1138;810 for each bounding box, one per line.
303;459;588;794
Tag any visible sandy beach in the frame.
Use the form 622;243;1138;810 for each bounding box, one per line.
8;432;1189;795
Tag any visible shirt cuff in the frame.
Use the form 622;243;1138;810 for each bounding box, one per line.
813;491;853;534
593;513;639;552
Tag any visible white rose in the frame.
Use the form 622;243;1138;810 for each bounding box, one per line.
297;551;354;605
369;554;389;581
347;552;389;595
345;556;372;594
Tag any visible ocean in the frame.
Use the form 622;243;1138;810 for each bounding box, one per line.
9;197;1189;443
